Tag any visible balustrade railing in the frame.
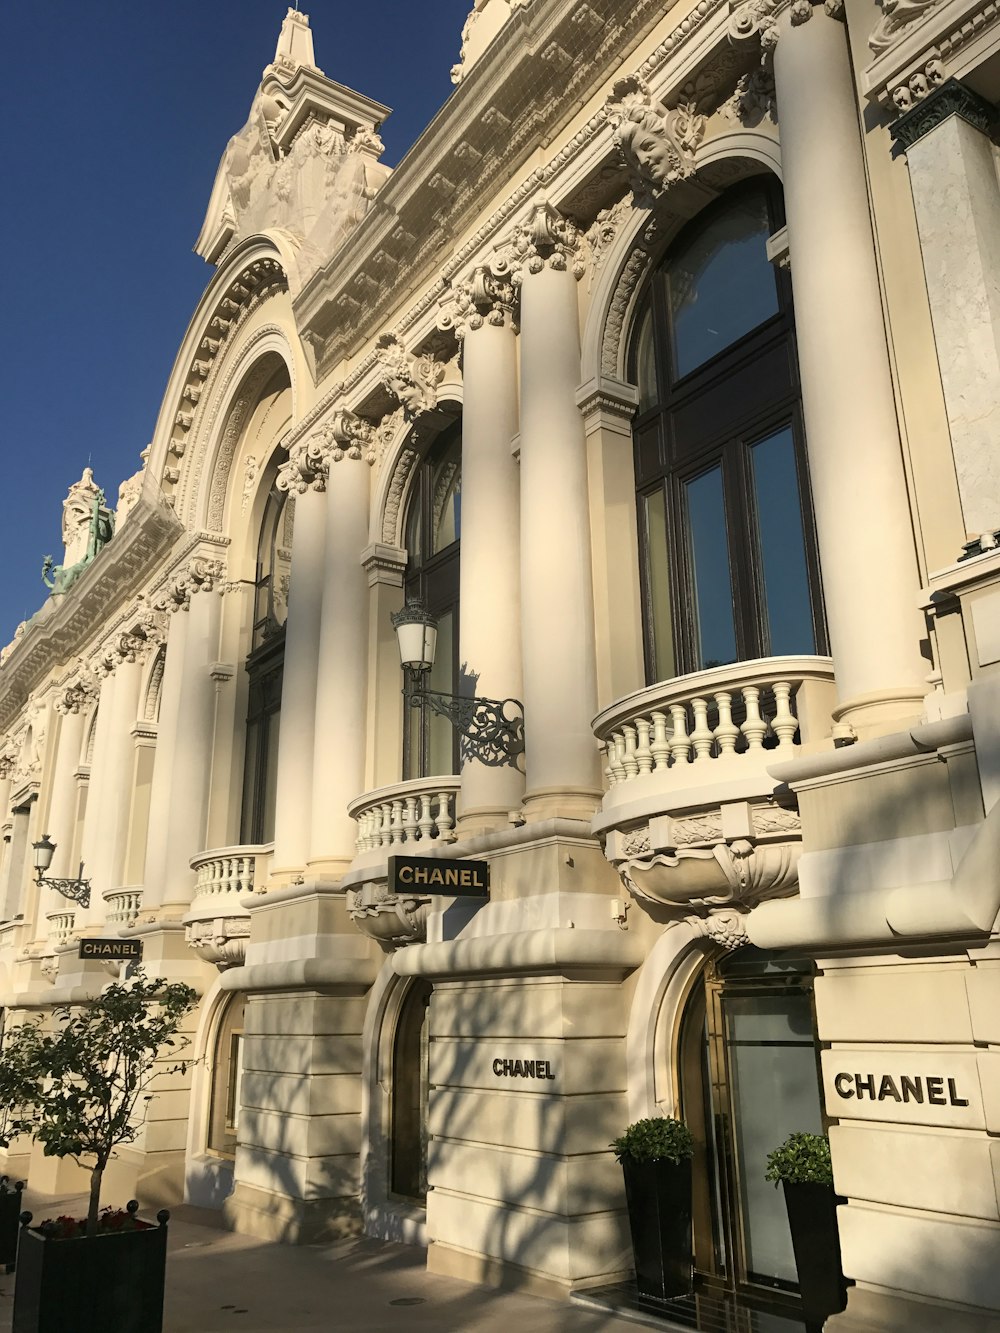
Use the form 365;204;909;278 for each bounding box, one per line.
189;844;272;902
46;910;75;948
349;776;461;855
103;888;143;929
594;657;836;792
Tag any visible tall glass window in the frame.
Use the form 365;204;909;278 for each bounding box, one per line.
402;424;461;779
240;484;293;843
630;180;826;682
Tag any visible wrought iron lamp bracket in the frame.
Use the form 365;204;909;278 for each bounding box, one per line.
36;868;91;909
405;679;525;770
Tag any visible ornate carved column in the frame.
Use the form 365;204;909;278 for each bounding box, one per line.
438;267;525;832
48;676;97;880
750;0;927;734
270;440;328;880
508;203;602;819
142;560;223;912
892;80;1000;541
306;412;374;876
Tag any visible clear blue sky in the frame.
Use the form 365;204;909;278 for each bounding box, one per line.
0;1;470;647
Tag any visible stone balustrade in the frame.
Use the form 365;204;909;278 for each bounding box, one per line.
593;657;837;830
190;844;271;900
349;777;460;855
103;887;143;929
45;910;75;948
184;843;273;970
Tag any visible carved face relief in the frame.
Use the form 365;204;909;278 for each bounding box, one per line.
619;117;680;191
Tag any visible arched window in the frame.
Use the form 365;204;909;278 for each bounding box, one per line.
390;978;432;1201
240;484;294;843
631;181;826;683
402;423;462;778
208;993;246;1159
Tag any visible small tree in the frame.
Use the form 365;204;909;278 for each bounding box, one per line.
0;971;197;1232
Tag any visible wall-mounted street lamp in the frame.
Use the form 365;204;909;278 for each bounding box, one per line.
391;599;525;770
32;835;91;908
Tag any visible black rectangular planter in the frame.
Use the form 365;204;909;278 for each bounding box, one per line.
0;1182;24;1270
782;1180;848;1330
13;1211;169;1333
621;1155;693;1302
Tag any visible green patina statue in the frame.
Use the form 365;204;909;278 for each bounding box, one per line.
42;468;115;596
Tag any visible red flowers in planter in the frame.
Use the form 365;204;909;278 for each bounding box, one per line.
37;1206;152;1239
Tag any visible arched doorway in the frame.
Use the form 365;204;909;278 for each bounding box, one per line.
679;947;824;1326
390;977;432;1203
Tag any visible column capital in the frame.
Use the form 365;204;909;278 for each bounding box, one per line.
54;667;100;715
604;76;705;204
728;0;844;56
438;265;519;339
500;200;587;281
160;557;226;614
323;408;378;466
375;332;447;420
277;434;328;494
891;76;999;145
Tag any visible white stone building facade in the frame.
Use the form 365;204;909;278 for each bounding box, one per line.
2;3;1000;1329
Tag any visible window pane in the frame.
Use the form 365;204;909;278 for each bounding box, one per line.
643;489;676;682
668;193;778;380
725;991;823;1285
750;428;815;656
240;719;261;844
685;468;737;670
261;710;281;844
432;452;462;553
636;305;659;414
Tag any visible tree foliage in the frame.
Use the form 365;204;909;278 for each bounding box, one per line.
0;971;197;1230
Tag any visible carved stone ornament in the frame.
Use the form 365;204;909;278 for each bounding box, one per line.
375;333;447;420
55;670;99;715
160;557;226;613
723;67;778;124
499;200;587;281
241;454;258;515
323;408;377;465
347;880;431;950
869;0;944;54
585;196;637;277
276;433;328;494
184;916;250;970
0;754;14;780
604;77;706;202
687;908;750;951
437;265;518;339
728;0;841;59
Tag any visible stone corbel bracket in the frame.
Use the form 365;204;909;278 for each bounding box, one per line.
347;880;432;951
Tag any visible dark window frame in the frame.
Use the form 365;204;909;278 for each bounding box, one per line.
402;421;462;779
630;179;827;682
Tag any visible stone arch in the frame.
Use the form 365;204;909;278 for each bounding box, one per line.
360;957;429;1246
144;236;301;517
372;383;464;550
184;975;241;1210
142;646;166;724
580;139;783;389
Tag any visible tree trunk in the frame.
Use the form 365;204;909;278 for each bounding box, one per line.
86;1161;104;1233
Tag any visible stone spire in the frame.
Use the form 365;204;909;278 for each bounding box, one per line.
272;8;317;74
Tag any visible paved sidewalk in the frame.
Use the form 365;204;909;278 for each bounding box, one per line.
0;1190;645;1333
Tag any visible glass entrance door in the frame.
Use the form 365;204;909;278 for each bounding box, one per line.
682;949;824;1317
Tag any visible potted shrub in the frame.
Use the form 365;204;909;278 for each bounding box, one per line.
611;1116;695;1303
0;970;197;1333
765;1131;847;1331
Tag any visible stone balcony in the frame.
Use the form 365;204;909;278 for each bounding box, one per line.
184;843;273;969
103;887;143;929
344;776;461;949
592;657;837;940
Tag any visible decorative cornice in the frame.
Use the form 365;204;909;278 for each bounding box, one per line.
891;75;998;144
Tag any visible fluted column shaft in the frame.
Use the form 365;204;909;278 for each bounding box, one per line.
774;8;926;730
518;256;601;818
144;592;220;910
272;483;327;877
309;461;371;873
457;312;525;831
